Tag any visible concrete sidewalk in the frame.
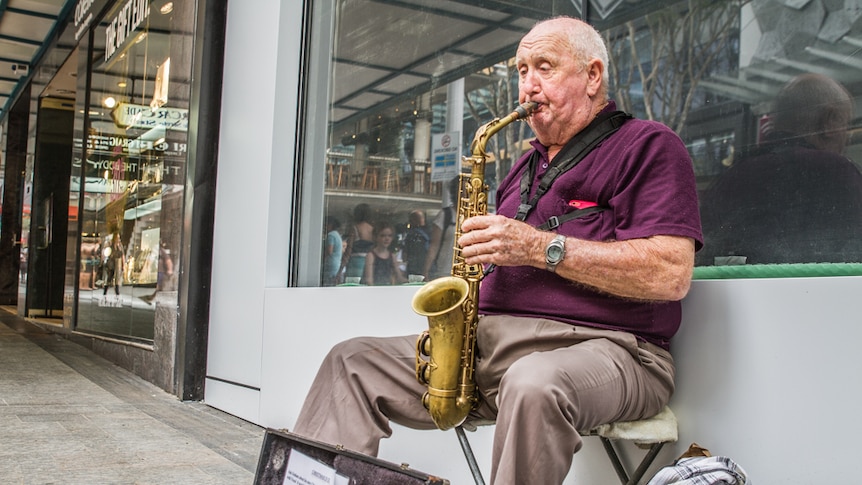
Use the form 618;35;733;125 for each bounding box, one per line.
0;311;264;484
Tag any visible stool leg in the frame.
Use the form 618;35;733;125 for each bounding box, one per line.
455;426;485;485
628;442;665;485
338;166;347;187
600;437;666;485
600;437;631;484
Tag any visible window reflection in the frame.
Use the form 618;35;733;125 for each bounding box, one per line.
76;2;184;340
698;73;862;265
318;0;537;286
311;0;862;284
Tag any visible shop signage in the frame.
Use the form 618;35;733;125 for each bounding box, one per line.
111;102;188;131
105;0;151;62
73;0;111;41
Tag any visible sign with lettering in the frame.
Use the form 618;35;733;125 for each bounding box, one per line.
104;0;151;62
111;103;188;131
431;131;461;182
74;0;112;41
74;0;96;40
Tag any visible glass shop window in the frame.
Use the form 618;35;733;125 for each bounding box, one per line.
304;0;862;286
76;1;185;340
689;2;862;275
306;0;543;288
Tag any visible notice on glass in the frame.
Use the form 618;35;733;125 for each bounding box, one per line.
431;131;461;182
282;450;350;485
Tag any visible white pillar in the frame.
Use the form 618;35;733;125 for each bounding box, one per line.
413;93;432;194
444;78;465;206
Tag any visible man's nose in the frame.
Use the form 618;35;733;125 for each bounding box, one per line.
520;73;540;96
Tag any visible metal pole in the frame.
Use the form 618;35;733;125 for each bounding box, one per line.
455;425;486;485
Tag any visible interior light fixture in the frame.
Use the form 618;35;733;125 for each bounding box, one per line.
160;2;174;14
103;96;117;108
118;81;127;88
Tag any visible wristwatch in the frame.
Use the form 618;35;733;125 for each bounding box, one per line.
545;234;567;272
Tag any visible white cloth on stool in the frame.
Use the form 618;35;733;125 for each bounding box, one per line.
590;405;678;445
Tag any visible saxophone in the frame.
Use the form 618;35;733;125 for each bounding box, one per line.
412;101;537;430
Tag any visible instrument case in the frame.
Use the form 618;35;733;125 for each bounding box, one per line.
254;428;450;484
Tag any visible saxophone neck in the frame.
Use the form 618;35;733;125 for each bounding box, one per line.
468;102;538;159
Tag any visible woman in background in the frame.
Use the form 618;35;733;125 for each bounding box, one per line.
340;203;375;280
363;221;405;286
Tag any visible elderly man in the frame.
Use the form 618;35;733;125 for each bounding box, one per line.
294;16;702;484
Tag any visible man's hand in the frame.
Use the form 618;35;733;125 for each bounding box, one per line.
458;215;545;268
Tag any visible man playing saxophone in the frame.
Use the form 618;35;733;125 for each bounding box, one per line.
293;16;703;485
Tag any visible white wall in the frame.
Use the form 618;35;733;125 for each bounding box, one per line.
206;0;303;422
210;1;862;483
673;276;862;483
211;275;862;484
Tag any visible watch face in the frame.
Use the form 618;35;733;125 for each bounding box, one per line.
547;244;564;262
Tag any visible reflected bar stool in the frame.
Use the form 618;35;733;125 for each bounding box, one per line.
456;406;678;485
381;167;400;192
327;163;348;188
361;162;381;190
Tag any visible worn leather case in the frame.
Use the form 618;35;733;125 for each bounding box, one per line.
254;428;449;485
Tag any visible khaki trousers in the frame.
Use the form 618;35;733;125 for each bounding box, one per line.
293;315;675;485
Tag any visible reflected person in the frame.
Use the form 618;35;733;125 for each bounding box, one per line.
698;73;862;265
322;216;343;286
339;203;375;280
102;233;125;298
362;220;406;286
402;210;430;278
422;176;459;280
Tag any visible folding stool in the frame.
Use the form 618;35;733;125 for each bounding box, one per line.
455;405;678;485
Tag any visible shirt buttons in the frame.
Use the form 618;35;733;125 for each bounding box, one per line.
542;162;549;169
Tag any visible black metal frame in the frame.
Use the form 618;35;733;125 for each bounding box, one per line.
456;425;670;485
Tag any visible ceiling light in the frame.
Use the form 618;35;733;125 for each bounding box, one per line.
160;2;173;14
118;81;127;88
103;96;117;108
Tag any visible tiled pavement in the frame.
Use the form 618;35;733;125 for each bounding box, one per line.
0;311;264;485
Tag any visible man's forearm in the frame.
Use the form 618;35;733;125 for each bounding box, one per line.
552;234;695;301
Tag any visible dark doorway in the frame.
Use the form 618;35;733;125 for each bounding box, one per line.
0;85;29;305
25;98;74;318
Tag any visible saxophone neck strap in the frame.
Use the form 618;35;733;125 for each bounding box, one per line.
516;110;632;223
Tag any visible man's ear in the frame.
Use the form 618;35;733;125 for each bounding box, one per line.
586;59;604;97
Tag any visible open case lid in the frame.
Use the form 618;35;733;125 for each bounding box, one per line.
254;428;450;485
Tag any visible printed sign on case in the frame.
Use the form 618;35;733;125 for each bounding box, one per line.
283;450;349;485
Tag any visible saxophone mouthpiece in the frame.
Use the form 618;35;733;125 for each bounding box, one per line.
513;102;538;119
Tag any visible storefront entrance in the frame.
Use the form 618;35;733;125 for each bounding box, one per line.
24;96;74;319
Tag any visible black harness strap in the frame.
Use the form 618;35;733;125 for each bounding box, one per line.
515;110;631;224
536;205;606;231
483;110;631;276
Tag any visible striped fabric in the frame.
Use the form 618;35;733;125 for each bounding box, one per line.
647;455;751;485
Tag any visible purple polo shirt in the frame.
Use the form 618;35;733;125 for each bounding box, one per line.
479;102;703;350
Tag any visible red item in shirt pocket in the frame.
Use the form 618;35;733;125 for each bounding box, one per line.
568;200;598;209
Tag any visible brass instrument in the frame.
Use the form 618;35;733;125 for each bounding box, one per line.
412;101;538;430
